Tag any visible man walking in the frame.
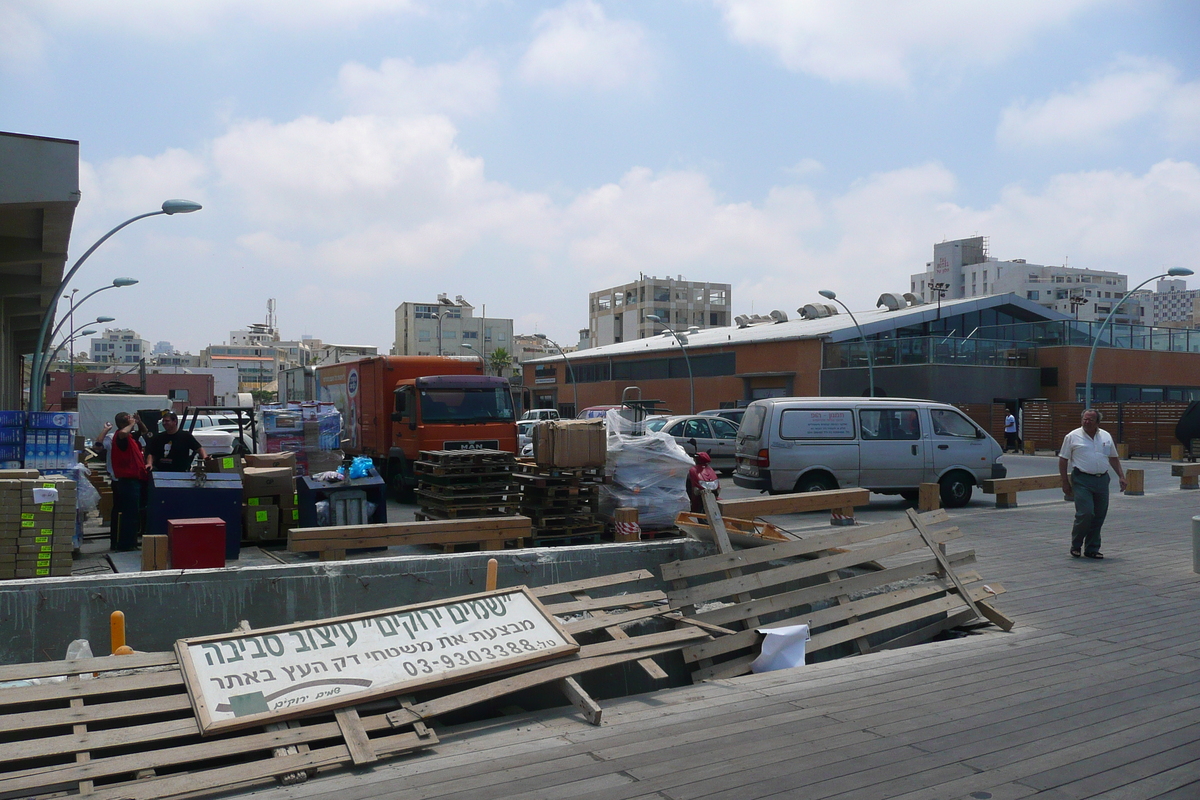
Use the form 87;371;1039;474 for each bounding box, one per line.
1058;409;1126;559
1004;408;1018;453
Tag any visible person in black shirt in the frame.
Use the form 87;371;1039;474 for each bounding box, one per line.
145;411;207;473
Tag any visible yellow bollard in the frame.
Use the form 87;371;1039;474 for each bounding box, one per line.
110;610;127;655
486;558;498;592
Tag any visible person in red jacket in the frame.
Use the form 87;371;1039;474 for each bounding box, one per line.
110;412;150;551
686;451;720;513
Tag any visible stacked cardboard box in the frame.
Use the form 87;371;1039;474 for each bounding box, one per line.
241;465;297;542
532;420;607;469
0;411;26;469
24;411;80;473
259;403;343;476
0;476;76;579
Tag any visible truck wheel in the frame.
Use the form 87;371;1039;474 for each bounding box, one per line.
794;472;836;494
939;471;974;508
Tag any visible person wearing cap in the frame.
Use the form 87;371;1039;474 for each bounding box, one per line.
1058;408;1127;560
145;411;207;473
686;451;720;513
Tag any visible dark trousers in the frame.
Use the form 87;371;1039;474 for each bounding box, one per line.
112;477;146;551
1005;432;1018;452
1070;470;1110;555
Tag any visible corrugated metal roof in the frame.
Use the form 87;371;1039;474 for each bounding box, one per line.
528;292;1067;364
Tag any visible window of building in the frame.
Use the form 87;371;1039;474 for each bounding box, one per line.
598;295;612;310
443;330;456;339
463;330;478;339
418;330;431;341
708;288;727;305
414;305;437;319
710;311;724;326
653;286;670;303
1027;290;1040;300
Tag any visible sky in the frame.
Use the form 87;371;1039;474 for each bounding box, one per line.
3;0;1199;356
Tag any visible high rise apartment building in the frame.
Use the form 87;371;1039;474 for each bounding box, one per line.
1150;279;1200;326
909;237;1140;324
89;328;151;364
587;276;731;349
392;294;513;359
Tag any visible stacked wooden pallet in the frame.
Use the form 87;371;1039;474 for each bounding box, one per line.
413;449;520;521
514;463;607;546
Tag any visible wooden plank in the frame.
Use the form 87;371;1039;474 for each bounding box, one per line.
529;569;655;599
907;508;985;625
335;707;378;765
563;605;672;635
543;590;667;615
0;650;178;683
567;588;668;681
559;677;603;725
0;667;183;706
387;640;703;726
68;674;93;796
981;474;1062;493
668;526;962;608
0;693;195;734
660;510;951;581
716;488;870;518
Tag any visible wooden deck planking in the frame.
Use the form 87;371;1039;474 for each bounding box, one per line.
223;477;1200;800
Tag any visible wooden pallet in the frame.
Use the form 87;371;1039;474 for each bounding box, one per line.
663;497;1013;682
417;450;515;467
513;463;607;482
0;651;436;800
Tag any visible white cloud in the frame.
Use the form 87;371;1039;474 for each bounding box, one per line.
0;4;46;71
713;0;1100;87
997;60;1200;148
518;0;654;91
337;54;501;118
79;149;209;222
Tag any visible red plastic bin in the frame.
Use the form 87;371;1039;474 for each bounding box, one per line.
167;518;227;569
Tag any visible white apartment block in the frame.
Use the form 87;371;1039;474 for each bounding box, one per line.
90;328;151;364
392;294;513;359
909;237;1140;324
588;276;731;349
1150;279;1200;326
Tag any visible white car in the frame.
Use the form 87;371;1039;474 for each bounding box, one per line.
646;414;740;474
517;420;542;451
520;409;560;421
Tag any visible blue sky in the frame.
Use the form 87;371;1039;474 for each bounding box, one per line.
3;0;1198;355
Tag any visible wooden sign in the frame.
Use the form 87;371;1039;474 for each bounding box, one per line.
176;587;578;734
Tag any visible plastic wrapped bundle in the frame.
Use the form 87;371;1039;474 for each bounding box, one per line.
599;409;693;529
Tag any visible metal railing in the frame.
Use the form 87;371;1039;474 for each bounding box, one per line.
823;337;1038;370
974;321;1200;353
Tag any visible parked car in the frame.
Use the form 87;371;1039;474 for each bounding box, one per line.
577;405;622;419
649;414;740;474
732;397;1006;507
699;408;745;427
517;419;541;451
520;408;560;421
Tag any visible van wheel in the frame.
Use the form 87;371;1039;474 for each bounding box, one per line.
939;471;974;508
794;473;836;494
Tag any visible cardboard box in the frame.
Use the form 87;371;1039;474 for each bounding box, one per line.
203;455;242;474
240;467;294;498
533;420;607;469
242;503;280;540
242;452;297;471
142;535;169;571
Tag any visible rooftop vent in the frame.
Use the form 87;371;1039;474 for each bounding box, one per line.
876;292;906;311
903;292;926;307
687;326;701;335
735;314;751;328
798;303;829;320
769;310;788;323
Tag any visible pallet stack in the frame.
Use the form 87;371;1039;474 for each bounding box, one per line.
414;450;520;521
0;475;75;580
515;463;606;546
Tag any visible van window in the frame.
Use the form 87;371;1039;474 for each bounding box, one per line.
859;409;920;441
931;408;978;438
740;405;767;438
780;409;856;440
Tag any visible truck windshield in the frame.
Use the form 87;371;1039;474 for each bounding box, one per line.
419;387;515;424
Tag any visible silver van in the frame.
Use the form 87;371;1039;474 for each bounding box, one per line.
732;397;1006;507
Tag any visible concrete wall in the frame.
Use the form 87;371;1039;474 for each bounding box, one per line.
0;541;708;665
820;364;1042;403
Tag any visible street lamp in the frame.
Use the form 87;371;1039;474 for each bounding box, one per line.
1069;294;1089;320
818;290;875;398
42;327;100;398
535;334;578;414
1084;267;1194;407
29;200;200;411
432;312;445;356
931;282;949;321
36;315;115;393
52;279;139;395
460;342;486;374
645;315;694;414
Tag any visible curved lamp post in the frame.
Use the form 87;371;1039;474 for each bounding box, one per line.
819;290;875;398
1084;266;1194;407
49;278;139;393
460;342;486;374
645;315;694;414
30;200;201;410
43;327;100;390
36;315;115;392
535;334;578;414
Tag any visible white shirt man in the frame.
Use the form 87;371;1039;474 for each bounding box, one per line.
1058;409;1126;559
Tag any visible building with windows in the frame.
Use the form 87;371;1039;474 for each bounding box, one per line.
1149;279;1200;326
201;344;280;392
587;276;731;349
909;237;1140;324
89;328;151;364
524;292;1200;415
392;294;513;359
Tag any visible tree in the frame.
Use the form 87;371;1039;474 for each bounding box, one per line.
488;348;511;377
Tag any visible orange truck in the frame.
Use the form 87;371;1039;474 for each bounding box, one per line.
315;356;518;497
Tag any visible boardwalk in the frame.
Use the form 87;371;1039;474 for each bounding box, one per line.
240;458;1200;800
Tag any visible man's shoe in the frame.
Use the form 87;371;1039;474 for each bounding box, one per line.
1070;549;1081;558
1083;551;1104;559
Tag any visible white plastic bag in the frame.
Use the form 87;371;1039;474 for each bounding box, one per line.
750;624;811;673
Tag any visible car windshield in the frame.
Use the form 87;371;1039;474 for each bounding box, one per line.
644;418;668;432
420;387;515;424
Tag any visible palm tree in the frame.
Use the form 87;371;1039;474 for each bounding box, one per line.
488;347;511;377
